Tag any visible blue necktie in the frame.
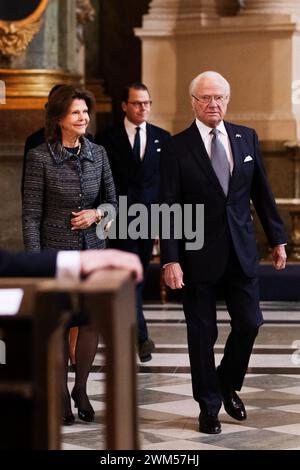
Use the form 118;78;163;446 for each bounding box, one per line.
132;126;141;161
210;128;230;195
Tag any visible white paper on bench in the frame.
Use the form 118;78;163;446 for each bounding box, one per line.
0;289;24;315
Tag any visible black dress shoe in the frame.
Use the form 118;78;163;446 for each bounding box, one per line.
222;390;247;421
138;338;155;362
199;412;221;434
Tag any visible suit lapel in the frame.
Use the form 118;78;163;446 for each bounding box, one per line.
224;121;243;196
144;123;153;162
143;123;158;163
184;122;226;198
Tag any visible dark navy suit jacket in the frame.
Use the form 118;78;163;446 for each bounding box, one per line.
99;122;170;207
0;250;57;277
160;121;287;282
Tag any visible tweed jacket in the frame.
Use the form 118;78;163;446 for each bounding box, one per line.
23;136;117;252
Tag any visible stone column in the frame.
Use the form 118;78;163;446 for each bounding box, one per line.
136;0;297;253
0;0;82;141
135;0;220;132
220;0;300;141
136;0;300;140
143;0;218;29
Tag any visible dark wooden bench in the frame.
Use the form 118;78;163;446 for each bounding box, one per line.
0;270;138;450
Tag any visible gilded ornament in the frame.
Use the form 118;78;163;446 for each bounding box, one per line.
0;21;41;58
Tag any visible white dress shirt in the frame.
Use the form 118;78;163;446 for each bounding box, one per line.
195;119;234;174
124;117;147;161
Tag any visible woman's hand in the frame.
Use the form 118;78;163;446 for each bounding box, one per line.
71;209;97;230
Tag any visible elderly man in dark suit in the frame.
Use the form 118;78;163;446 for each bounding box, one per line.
160;71;287;434
99;83;170;362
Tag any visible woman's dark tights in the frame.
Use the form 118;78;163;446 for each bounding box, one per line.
62;324;98;418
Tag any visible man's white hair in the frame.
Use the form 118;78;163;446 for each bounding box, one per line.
189;71;231;97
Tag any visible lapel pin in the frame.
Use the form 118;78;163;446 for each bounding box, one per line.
154;139;159;143
235;134;242;138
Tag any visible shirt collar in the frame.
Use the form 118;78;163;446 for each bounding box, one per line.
195;119;227;139
48;136;95;165
124;117;147;133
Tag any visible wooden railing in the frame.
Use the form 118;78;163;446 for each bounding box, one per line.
0;269;138;450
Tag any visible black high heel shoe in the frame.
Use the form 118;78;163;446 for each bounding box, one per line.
71;388;95;422
62;414;75;426
62;392;75;426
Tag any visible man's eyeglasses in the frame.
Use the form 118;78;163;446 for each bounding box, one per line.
127;100;152;108
192;94;228;105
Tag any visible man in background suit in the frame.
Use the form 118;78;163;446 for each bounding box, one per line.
160;71;287;434
98;83;170;362
0;248;142;282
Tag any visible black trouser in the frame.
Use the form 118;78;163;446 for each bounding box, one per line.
109;237;154;343
183;249;263;415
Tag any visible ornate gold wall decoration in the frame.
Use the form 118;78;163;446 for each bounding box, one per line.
0;21;41;58
0;0;48;59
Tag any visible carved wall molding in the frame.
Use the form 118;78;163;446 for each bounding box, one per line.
0;0;48;59
76;0;95;45
0;68;83;109
76;0;96;25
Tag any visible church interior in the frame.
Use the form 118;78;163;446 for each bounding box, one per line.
1;0;300;452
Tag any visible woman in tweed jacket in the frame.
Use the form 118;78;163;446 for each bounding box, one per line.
23;85;117;425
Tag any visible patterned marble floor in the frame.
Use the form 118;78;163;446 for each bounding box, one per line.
62;301;300;450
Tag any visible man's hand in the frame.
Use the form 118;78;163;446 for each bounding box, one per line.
164;262;185;289
80;249;143;283
272;244;287;270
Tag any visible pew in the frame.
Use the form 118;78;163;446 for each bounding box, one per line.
0;269;138;450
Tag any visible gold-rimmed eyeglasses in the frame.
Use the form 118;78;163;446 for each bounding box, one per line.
192;94;228;105
127;100;152;108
